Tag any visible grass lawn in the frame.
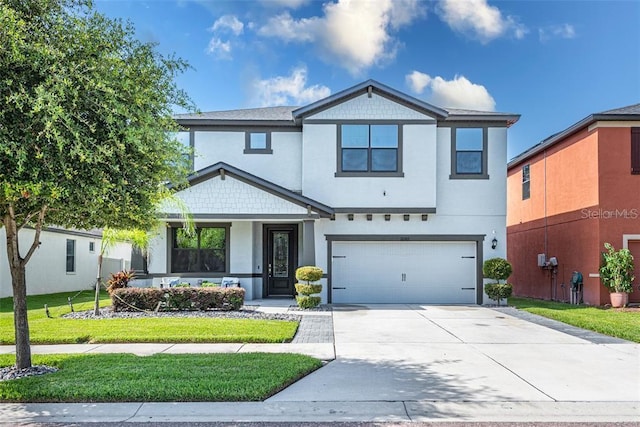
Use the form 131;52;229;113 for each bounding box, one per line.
508;297;640;343
0;353;322;402
0;290;298;344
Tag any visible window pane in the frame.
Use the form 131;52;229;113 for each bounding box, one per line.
250;133;267;149
456;128;483;150
522;164;530;182
200;249;225;272
200;227;225;249
175;229;198;249
341;125;369;148
372;149;397;171
66;239;75;273
342;148;368;171
371;125;398;148
172;249;198;272
457;151;482;174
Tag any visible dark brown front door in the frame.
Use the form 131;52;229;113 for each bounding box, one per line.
264;224;298;297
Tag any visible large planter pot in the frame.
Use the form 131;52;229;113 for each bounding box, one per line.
610;292;629;308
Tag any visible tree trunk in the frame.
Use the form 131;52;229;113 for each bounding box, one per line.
5;217;31;369
94;254;103;315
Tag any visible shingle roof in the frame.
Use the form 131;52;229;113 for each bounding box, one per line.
597;103;640;115
173;80;520;127
509;102;640;167
174;106;298;122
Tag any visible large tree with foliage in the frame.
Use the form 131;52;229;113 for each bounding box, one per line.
0;0;193;368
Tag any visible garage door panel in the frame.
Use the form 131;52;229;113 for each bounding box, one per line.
332;241;477;304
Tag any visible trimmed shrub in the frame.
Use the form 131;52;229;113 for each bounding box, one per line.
295;266;323;283
295;266;323;309
111;287;245;312
482;258;513;282
295;283;323;295
484;283;513;306
296;295;321;309
106;270;135;294
111;288;164;312
201;281;219;287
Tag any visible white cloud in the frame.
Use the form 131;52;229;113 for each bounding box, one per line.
539;23;576;42
405;70;432;94
259;0;310;8
206;38;232;59
437;0;527;44
251;66;331;107
258;0;426;75
211;15;244;35
405;72;496;111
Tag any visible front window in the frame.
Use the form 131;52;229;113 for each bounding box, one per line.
66;239;76;273
171;226;227;273
244;132;273;154
340;124;399;174
450;127;488;179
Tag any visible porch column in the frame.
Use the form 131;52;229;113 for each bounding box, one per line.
301;220;316;266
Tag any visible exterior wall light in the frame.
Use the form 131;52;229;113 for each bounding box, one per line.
491;237;498;249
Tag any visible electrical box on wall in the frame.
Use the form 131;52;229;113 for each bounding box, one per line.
537;253;546;267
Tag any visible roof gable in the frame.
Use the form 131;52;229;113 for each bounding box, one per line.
292;79;449;120
172;162;333;218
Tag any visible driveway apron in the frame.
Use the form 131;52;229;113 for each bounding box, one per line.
268;304;640;403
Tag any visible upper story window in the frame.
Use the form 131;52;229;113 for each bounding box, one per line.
337;124;403;177
171;225;229;273
522;164;531;200
244;132;273;154
632;128;640;175
450;127;489;179
169;130;192;169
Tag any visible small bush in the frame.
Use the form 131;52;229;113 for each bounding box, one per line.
106;270;135;294
483;258;513;282
296;295;321;309
201;281;219;287
112;287;245;311
174;282;191;288
484;283;513;305
295;266;323;283
295;283;322;295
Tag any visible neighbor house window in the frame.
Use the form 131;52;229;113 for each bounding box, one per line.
522;164;531;200
171;225;228;273
66;239;76;273
244;132;273;154
89;241;95;253
450;127;488;179
632;128;640;175
338;124;401;175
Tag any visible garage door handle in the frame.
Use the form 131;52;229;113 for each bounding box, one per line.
461;287;475;290
332;256;346;259
332;287;346;290
461;256;475;259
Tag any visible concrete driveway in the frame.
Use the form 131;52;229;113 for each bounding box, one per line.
269;304;640;404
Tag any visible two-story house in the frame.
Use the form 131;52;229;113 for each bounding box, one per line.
146;80;519;304
507;104;640;305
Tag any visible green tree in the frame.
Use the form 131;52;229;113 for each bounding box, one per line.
0;0;193;368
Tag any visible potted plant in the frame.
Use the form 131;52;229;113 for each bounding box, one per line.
483;257;513;306
599;243;635;308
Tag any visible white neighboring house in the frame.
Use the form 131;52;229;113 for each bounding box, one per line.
146;80;519;304
0;227;133;298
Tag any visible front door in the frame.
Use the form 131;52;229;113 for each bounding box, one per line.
264;224;298;297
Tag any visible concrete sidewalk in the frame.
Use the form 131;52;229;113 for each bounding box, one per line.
1;303;639;424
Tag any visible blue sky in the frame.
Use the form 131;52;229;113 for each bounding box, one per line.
95;0;640;159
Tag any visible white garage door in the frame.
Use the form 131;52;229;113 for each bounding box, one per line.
331;241;477;304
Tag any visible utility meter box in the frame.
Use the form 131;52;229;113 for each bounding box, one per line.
537;253;546;267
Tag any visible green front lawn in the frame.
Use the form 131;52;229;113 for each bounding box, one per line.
508;297;640;343
0;353;322;402
0;291;298;344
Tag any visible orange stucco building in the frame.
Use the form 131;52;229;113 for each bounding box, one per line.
507;104;640;305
